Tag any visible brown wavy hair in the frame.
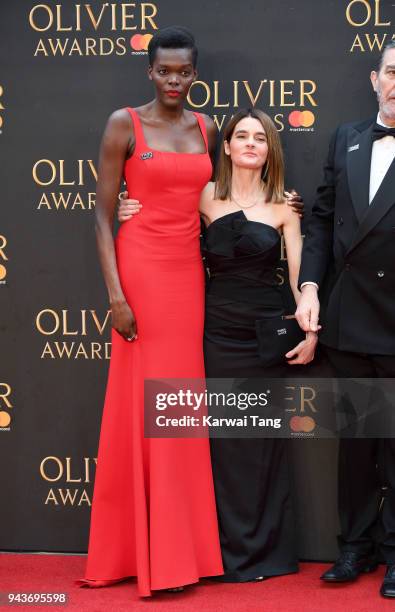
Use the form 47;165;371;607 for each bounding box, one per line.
214;108;285;203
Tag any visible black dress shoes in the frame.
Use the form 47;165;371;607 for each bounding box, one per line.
320;551;378;582
381;565;395;598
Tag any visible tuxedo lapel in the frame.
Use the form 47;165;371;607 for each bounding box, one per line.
346;123;373;223
347;156;395;254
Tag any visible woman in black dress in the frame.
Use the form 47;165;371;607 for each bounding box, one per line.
198;109;317;581
118;108;317;582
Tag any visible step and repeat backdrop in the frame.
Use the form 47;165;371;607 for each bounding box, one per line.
0;0;391;559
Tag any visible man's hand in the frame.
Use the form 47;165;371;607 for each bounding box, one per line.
295;285;321;332
118;190;142;222
285;189;304;218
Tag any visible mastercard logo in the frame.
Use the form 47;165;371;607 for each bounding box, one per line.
130;34;153;51
289;416;316;433
288;110;315;128
0;411;11;427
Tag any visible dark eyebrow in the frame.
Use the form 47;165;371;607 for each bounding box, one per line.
234;129;266;136
385;64;395;70
157;63;193;69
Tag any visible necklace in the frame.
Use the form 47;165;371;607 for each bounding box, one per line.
231;188;265;209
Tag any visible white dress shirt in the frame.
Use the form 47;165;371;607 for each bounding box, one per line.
301;112;395;291
369;112;395;204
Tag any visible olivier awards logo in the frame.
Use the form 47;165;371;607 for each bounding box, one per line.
40;456;96;506
35;308;112;359
0;85;4;134
32;158;97;211
0;383;13;431
0;235;8;284
186;79;318;134
29;2;159;57
346;0;394;52
284;384;317;437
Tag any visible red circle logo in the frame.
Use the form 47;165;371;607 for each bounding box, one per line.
290;416;316;432
288;110;315;128
130;34;153;51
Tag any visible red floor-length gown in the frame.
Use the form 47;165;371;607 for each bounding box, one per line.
80;108;223;596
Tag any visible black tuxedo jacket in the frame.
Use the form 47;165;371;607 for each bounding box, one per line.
299;117;395;355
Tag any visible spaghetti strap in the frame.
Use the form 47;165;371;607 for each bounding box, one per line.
193;112;209;150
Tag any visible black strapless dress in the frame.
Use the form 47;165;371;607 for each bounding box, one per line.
203;211;298;581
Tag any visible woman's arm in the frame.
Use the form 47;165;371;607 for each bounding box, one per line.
281;203;303;304
282;203;319;364
95;109;137;340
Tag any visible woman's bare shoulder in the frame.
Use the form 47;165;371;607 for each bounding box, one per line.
202;181;216;196
199;182;217;214
102;109;134;141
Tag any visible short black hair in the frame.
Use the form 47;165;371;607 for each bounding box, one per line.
378;40;395;71
148;26;198;67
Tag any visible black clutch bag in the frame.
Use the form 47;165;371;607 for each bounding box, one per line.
255;315;305;367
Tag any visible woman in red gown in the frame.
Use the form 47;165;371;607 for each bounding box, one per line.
79;27;223;596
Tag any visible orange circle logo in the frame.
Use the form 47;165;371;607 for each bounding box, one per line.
288;110;315;128
0;264;5;280
130;34;153;51
0;411;11;427
290;416;315;432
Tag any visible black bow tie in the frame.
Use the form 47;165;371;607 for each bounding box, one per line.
371;124;395;141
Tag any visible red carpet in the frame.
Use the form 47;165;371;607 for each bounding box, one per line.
0;554;392;611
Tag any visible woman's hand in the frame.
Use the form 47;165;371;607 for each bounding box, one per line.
285;189;304;219
111;299;137;342
285;331;318;365
118;190;142;222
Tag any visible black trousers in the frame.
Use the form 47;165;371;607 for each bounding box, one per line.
323;345;395;564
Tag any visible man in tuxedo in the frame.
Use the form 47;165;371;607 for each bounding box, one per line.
296;41;395;598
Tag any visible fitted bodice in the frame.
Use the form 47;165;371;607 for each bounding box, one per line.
116;108;212;260
203;211;283;305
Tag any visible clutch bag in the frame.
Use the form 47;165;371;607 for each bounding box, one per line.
255;315;305;367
